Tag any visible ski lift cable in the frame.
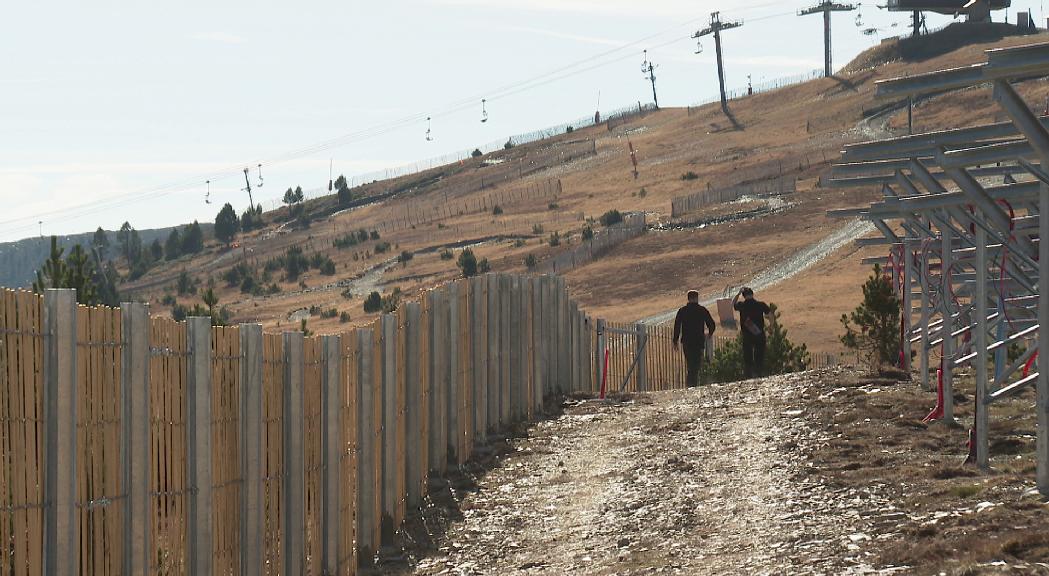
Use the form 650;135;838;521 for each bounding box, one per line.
1;1;809;232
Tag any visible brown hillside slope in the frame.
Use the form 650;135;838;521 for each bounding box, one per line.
121;24;1049;356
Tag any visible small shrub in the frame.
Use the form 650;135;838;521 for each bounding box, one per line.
566;125;574;133
340;288;354;299
370;230;380;240
161;294;177;306
339;311;351;323
439;249;454;261
381;288;402;313
681;171;699;181
504;139;514;150
363;291;382;313
581;225;594;241
548;202;559;210
639;187;648;198
320;258;336;275
493;205;503;215
478;258;491;274
599;210;624;227
457;249;478;277
267;283;281;295
532;224;544;235
398;250;414;265
471;148;483;158
525;254;537;269
513;239;526;248
548;232;561;247
321;308;338;319
374;242;391;254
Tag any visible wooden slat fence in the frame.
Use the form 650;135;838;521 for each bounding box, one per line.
0;272;590;575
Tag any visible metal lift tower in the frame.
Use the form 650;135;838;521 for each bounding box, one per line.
694;12;742;115
798;1;856;78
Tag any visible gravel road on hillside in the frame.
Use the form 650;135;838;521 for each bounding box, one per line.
386;371;897;575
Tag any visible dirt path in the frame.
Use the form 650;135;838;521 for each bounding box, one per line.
392;371;896;575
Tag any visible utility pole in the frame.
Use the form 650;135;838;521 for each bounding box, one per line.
798;1;855;78
695;11;742;115
242;167;256;211
641;50;659;109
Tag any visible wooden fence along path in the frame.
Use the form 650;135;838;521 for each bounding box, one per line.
0;273;594;575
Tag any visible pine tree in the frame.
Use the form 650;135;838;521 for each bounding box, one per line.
165;229;182;261
92;227;110;259
703;303;810;383
457;248;478;277
181;221;204;254
840;264;902;370
214;203;240;246
33;236;67;292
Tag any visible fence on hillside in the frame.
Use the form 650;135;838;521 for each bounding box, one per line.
687;69;826;113
670;177;797;218
0;274;592;575
538;213;647;274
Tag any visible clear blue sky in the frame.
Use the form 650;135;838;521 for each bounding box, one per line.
1;0;1043;242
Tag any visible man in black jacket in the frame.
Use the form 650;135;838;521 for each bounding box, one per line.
673;290;716;387
733;286;771;379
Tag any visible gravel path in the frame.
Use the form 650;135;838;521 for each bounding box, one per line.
393;371;896;575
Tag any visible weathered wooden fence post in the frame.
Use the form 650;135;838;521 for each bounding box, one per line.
530;277;545;414
282;331;305;576
44;289;77;576
121;301;150;576
499;275;512;425
187;317;213;576
238;324;263;576
321;333;342;574
447;282;461;464
509;276;523;422
596;318;607;395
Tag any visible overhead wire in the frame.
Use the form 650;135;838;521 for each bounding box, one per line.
4;0;814;235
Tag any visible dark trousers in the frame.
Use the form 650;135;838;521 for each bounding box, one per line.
684;345;704;387
742;335;766;379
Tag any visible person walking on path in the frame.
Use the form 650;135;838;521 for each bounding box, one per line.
673;290;716;387
733;286;771;379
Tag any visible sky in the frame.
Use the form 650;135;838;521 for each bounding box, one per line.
1;0;1045;243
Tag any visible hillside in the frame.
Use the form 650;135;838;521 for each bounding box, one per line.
18;22;1047;356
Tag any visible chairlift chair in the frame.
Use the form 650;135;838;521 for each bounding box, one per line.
426;116;433;141
256;164;264;188
481;99;489;123
694;40;704;54
205;180;211;204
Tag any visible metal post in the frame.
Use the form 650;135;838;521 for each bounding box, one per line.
940;227;956;423
635;322;648;392
44;289;76;576
1038;183;1049;495
823;8;832;77
187;317;213;576
237;324;263;576
121;302;149;576
356;327;377;563
557;277;569;393
902;240;914;373
975;227;990;469
282;331;305;576
531;277;544;414
404;302;424;508
596;318;607;395
321;334;342;574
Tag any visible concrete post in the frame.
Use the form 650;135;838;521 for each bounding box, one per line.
596;319;607;395
975;227;990;469
238;324;263;576
557;277;569;393
509;276;523;422
447;282;460;463
356;328;378;563
500;275;512;424
44;289;76;576
321;334;342;574
486;275;500;432
121;302;150;576
531;277;545;413
404;302;424;509
428;290;448;474
282;331;305;576
186;317;213;576
470;278;488;443
380;313;401;537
